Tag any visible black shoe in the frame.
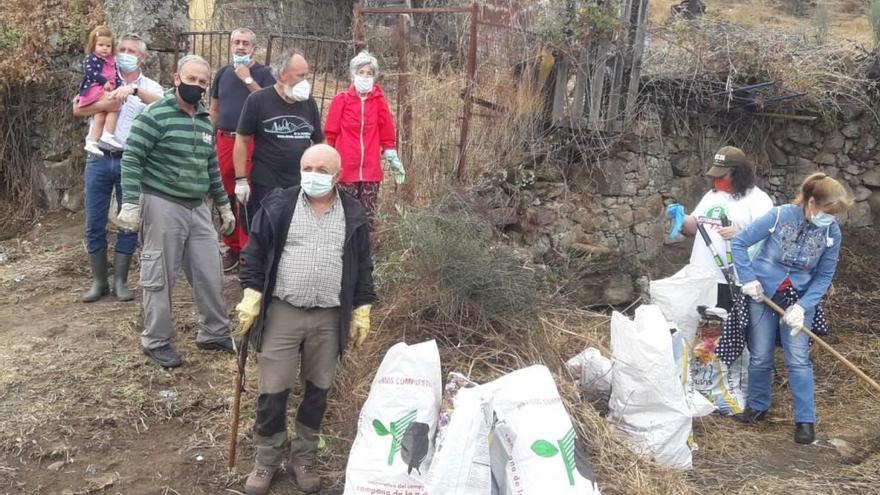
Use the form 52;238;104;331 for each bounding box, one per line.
196;338;235;353
82;250;109;302
143;344;182;368
735;407;768;424
222;250;240;273
795;423;815;444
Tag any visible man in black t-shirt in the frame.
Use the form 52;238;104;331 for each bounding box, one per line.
233;49;324;228
209;28;275;271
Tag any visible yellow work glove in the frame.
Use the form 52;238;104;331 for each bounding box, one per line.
233;288;263;338
349;305;372;347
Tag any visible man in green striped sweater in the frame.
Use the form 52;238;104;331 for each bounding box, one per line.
117;54;237;368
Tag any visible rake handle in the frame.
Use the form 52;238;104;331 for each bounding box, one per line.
761;296;880;395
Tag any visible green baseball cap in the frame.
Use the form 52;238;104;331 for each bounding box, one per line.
706;146;749;177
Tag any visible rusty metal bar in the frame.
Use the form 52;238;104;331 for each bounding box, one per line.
266;34;275;66
456;0;479;182
360;7;471;15
173;33;181;69
397;14;413;166
352;4;366;54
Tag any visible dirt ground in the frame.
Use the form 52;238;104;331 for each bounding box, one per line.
0;212;878;494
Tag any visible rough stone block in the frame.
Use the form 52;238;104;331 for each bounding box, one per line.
841;123;861;139
814;152;836;165
786;124;814;145
862;169;880;188
824;131;845;152
841;200;872;227
853;186;872;202
765;142;788;166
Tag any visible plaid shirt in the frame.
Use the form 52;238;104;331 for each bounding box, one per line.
273;189;345;308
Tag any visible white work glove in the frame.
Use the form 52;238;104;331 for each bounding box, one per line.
383;150;405;185
741;280;764;302
218;203;236;236
234;178;251;204
116;203;140;232
784;303;806;336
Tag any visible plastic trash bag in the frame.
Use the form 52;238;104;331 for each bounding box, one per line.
343;340;442;495
608;306;714;470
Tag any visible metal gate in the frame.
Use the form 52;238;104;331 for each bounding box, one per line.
265;34;353;116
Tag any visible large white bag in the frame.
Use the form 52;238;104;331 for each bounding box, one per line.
649;265;717;343
608;306;714;470
344;340;442;495
484;365;601;495
425;381;492;495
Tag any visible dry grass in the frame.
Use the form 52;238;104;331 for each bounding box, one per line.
651;0;874;45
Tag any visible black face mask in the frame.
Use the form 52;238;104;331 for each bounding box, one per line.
177;82;205;105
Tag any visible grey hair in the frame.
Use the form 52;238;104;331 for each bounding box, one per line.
350;50;379;76
272;48;305;78
119;33;147;56
177;54;210;72
231;27;257;44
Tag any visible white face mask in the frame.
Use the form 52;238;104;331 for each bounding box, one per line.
301;171;334;198
284;79;311;102
353;74;374;94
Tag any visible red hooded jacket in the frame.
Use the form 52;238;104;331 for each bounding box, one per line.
324;84;397;183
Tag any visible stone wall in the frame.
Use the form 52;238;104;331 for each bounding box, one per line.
475;104;880;306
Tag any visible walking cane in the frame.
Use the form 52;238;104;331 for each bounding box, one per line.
228;201;250;470
761;296;880;395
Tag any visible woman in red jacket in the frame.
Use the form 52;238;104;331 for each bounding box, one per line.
324;51;405;232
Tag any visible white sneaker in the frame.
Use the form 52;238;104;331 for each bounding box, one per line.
84;141;105;156
99;132;123;150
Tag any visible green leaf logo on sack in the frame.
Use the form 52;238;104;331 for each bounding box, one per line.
372;409;417;466
531;427;577;485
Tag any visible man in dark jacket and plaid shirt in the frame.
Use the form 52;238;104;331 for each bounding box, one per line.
233;144;376;495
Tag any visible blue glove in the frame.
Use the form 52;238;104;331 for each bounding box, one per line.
666;203;685;240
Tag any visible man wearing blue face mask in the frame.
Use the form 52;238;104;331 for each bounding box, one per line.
72;33;163;303
731;173;853;445
209;28;275;272
234;144;375;494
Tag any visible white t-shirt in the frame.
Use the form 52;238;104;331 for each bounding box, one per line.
92;72;164;150
689;187;774;284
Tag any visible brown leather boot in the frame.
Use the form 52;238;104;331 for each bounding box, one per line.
288;459;321;493
244;463;277;495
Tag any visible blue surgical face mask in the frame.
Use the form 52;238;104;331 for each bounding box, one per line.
116;53;139;74
301;171;334;198
811;210;835;228
233;54;252;66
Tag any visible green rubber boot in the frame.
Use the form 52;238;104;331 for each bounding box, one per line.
82;250;109;302
112;253;134;302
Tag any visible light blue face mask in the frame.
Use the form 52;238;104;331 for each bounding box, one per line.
233;54;252;66
116;53;139;74
301;171;334;198
811;210;835;228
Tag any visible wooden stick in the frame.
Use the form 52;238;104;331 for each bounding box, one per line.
761;297;880;395
228;361;243;470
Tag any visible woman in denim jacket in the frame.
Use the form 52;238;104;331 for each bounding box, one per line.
731;173;853;445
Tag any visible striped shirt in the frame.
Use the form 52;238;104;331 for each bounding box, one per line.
120;90;228;207
273;189;345;308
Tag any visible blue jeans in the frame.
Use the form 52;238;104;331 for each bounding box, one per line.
84;154;138;255
746;299;816;423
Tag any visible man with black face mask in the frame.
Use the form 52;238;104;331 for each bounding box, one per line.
119;55;237;368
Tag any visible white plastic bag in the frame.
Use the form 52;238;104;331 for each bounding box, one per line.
608;306;714;470
566;347;612;400
425;382;492;495
649;265;717;343
484;365;601;495
343;340;442;495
